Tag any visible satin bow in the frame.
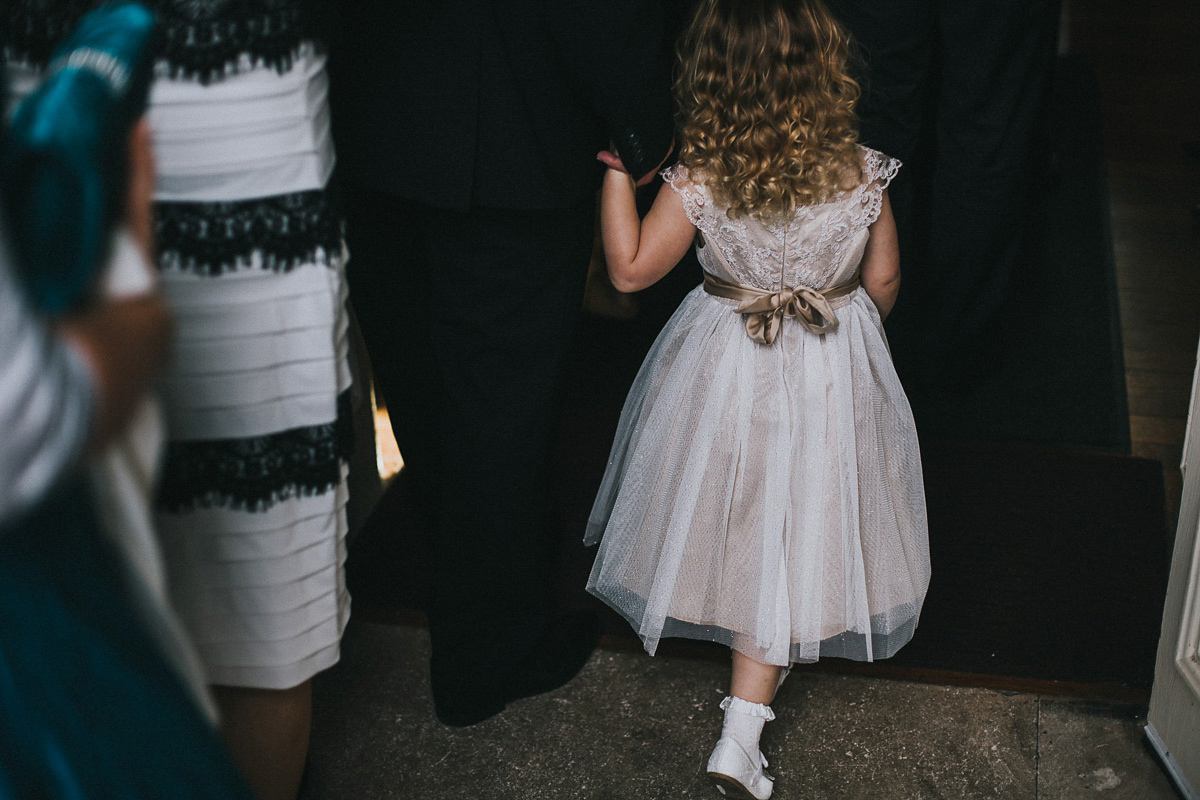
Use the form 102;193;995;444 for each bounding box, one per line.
702;272;859;345
734;285;839;343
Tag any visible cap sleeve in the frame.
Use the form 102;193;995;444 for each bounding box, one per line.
661;163;713;232
856;145;901;228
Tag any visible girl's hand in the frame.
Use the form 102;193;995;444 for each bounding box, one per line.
596;137;674;186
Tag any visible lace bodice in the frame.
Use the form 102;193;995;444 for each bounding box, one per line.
663;146;899;292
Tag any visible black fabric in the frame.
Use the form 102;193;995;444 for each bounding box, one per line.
335;1;673;707
151;0;320;83
825;0;1063;391
344;187;596;697
2;0;320;79
329;0;674;211
0;0;97;66
157;389;354;513
157;190;342;276
906;55;1129;450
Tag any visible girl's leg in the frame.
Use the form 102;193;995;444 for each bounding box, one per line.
722;649;782;752
212;681;311;800
707;649;783;798
730;649;784;705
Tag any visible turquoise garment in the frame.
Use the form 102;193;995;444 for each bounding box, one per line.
2;2;155;312
0;483;255;800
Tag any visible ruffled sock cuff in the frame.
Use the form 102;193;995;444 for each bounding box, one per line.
720;694;776;721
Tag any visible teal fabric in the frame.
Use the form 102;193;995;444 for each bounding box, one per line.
2;2;155;312
0;484;255;800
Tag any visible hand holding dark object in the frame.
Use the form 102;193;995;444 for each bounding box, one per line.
597;137;674;186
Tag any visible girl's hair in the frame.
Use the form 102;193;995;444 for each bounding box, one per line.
675;0;862;220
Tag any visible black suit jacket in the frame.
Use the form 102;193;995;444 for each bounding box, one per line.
330;0;674;211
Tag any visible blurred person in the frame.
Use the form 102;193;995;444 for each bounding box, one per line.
5;2;353;797
0;75;254;795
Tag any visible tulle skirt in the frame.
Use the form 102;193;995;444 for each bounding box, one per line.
586;287;930;666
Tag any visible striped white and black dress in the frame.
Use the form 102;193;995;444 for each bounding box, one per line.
4;0;353;690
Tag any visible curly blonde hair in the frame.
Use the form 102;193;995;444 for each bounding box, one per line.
675;0;862;221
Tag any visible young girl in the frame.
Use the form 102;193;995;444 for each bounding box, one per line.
585;1;930;797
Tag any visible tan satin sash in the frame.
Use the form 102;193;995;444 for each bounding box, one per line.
702;271;861;345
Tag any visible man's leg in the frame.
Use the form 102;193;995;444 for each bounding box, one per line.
343;188;446;534
345;191;597;723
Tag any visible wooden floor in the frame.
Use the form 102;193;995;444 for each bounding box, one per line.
1069;0;1200;530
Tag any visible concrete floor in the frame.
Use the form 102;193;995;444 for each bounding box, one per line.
300;621;1181;800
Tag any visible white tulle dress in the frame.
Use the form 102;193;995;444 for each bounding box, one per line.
586;147;930;667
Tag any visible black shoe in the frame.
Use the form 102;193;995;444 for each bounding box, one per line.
434;610;602;727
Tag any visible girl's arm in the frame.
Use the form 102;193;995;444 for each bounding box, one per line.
860;189;900;320
601;167;696;293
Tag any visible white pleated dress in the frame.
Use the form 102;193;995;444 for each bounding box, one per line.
147;40;351;690
586;148;929;667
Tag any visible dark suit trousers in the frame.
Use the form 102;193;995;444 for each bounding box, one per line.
827;0;1060;382
344;188;594;697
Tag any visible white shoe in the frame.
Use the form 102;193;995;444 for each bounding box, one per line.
706;737;774;799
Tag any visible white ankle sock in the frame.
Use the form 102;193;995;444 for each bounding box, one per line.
719;695;775;755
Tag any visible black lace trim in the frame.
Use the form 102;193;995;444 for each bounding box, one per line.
156;190;341;276
157;388;354;513
152;0;319;84
2;0;320;81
